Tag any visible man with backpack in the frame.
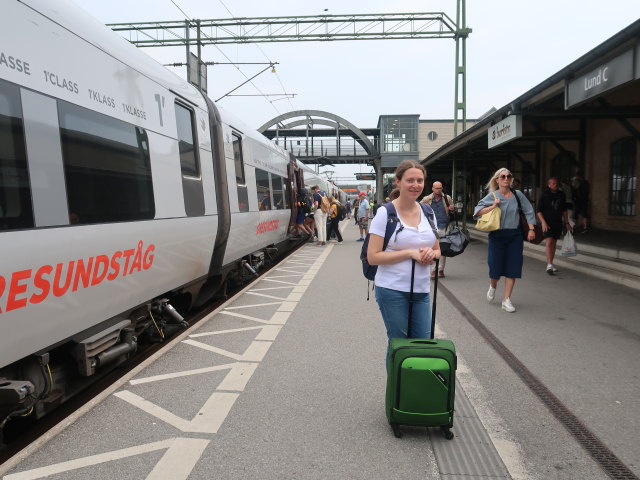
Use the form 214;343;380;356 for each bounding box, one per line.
327;197;344;244
312;185;329;246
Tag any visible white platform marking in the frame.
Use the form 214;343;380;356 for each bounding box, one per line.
260;278;299;285
182;339;272;362
145;438;210;480
277;302;297;312
285;293;303;302
114;390;238;433
245;291;287;300
216;310;274;324
3;438;208;480
268;311;291;324
224;301;282;310
190;325;281;341
130;362;258;391
248;286;293;292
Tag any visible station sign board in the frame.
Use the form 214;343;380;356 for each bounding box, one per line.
355;173;376;180
487;115;522;149
565;48;634;109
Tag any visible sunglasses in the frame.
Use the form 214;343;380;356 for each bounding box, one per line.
499;174;513;179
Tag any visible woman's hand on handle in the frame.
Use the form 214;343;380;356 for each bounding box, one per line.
418;247;437;265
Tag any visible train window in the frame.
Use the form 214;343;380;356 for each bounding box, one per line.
271;175;287;210
0;80;34;230
255;168;271;210
174;103;200;177
58;101;154;224
232;133;249;212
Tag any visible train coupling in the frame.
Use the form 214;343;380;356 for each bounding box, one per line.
242;259;259;277
0;379;35;408
152;299;189;329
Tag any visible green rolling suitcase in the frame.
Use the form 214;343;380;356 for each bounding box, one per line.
385;259;457;439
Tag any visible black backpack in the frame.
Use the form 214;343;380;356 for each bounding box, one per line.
360;202;438;282
336;204;346;221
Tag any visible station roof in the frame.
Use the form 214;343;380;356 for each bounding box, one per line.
423;18;640;175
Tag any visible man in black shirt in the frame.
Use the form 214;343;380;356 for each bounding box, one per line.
537;177;572;274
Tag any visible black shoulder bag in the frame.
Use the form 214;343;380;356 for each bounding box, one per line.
439;196;470;257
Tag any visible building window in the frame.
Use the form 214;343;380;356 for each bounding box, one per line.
232;134;249;212
255;168;271;210
609;137;636;216
59;101;154;224
0;79;33;230
379;115;418;153
427;131;438;141
174;103;200;178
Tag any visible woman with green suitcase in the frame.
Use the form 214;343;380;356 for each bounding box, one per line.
366;160;441;363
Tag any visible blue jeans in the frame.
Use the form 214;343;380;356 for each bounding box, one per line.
375;286;431;366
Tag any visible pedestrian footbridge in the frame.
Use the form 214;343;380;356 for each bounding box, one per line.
258;110;379;166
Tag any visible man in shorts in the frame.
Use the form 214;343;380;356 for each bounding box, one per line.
356;192;370;241
537;177;572;274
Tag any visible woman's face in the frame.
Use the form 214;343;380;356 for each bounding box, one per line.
497;170;513;188
396;168;425;199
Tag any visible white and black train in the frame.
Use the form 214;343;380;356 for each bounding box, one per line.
0;0;341;433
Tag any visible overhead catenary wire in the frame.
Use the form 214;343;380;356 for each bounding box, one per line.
166;0;286;115
217;0;295;111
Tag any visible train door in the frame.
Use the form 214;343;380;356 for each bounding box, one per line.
174;102;205;216
287;158;300;234
232;132;250;212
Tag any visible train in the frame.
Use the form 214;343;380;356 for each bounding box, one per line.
0;0;344;434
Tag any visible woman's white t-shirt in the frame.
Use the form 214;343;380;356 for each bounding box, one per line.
369;204;437;293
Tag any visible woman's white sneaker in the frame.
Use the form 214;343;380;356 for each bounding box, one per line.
501;298;516;313
486;286;496;302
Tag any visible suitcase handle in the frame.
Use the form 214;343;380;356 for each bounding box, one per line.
409;340;438;345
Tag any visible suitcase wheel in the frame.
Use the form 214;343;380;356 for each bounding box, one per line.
441;426;454;440
391;423;402;438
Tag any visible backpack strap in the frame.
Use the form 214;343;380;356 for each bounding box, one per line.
381;203;401;251
419;203;439;238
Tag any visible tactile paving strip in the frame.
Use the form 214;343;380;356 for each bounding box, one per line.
430;379;511;479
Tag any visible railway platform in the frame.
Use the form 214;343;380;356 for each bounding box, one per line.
1;220;639;480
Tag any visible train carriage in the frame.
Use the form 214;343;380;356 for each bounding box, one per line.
0;0;335;430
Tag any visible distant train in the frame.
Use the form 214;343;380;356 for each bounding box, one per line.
296;161;346;203
0;0;344;432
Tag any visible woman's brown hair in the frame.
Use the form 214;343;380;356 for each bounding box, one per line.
394;160;426;181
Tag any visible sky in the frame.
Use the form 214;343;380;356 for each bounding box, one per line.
73;0;640;182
